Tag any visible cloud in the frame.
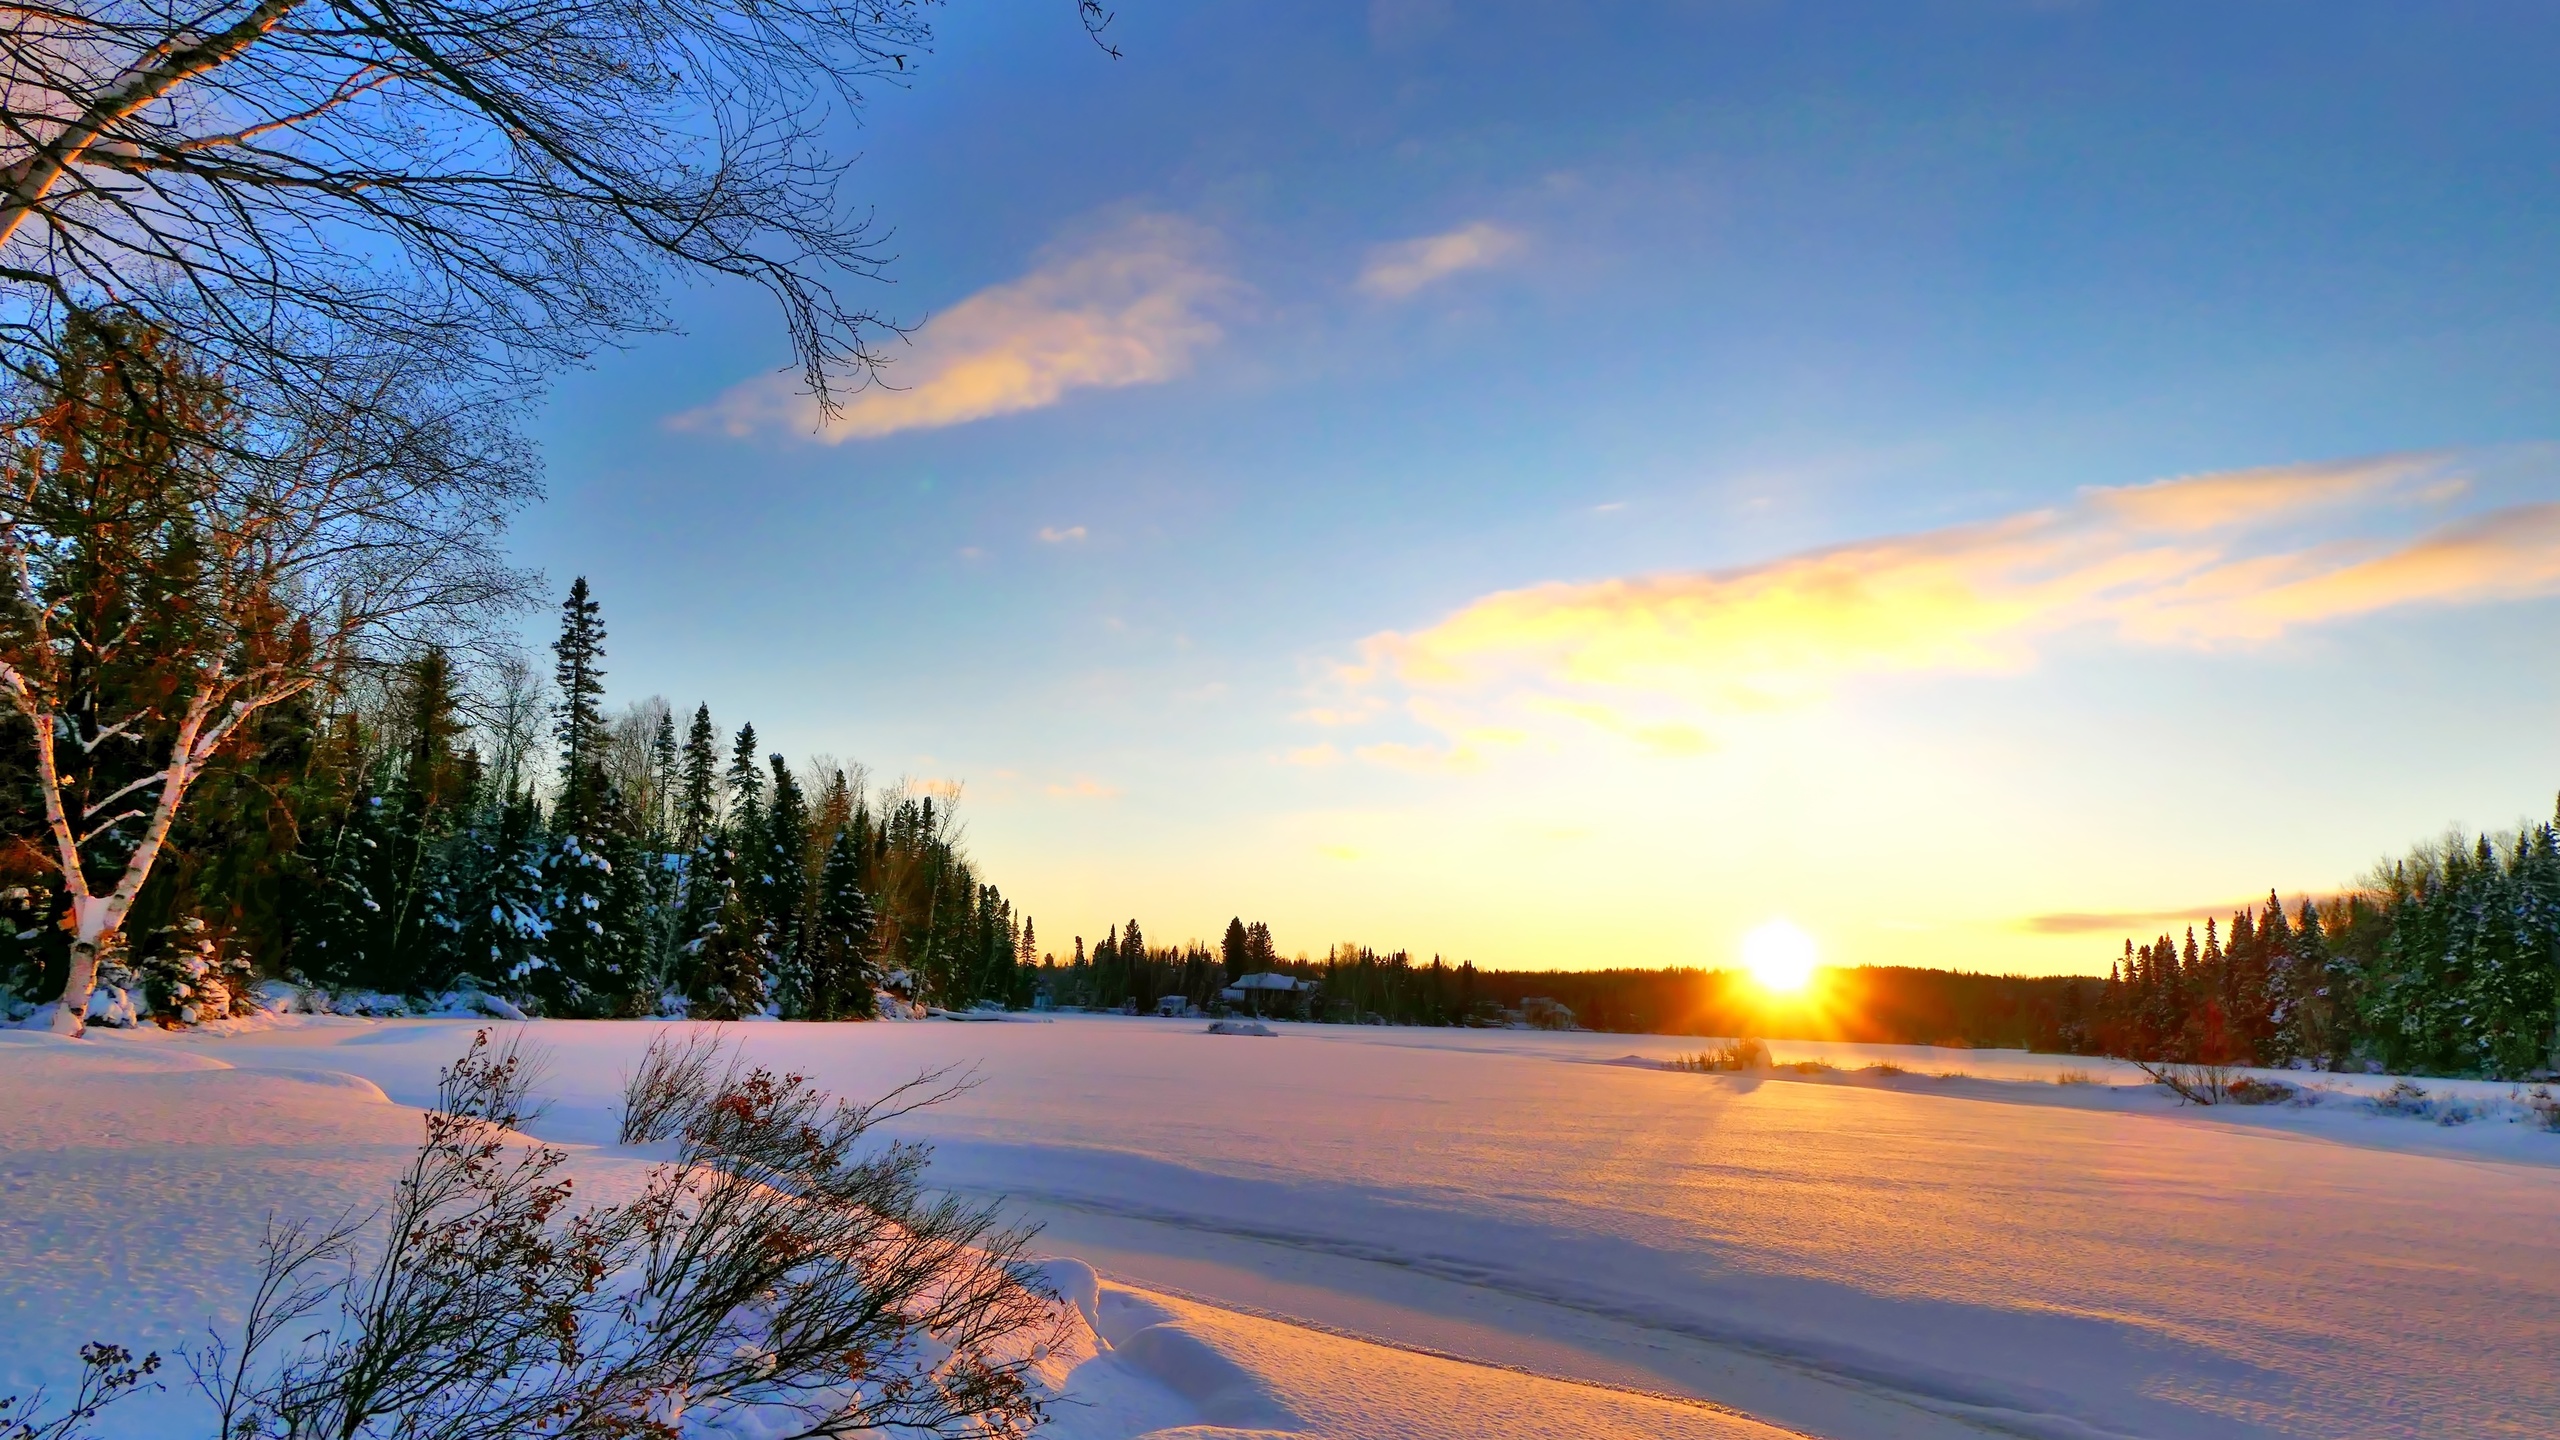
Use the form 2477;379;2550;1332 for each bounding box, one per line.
2018;907;2250;937
1357;222;1524;299
1334;453;2560;760
1037;525;1088;544
1045;777;1120;800
671;215;1238;441
1284;744;1342;767
2019;895;2346;936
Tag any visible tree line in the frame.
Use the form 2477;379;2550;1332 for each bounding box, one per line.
2088;799;2560;1079
1030;919;2105;1047
1;571;1034;1023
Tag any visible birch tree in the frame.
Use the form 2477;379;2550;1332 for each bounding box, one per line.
0;313;527;1032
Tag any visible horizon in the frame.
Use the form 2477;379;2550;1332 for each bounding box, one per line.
507;1;2560;977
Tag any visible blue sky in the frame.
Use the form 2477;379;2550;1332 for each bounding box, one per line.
514;1;2560;975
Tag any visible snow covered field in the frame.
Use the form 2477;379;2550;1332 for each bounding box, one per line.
4;1015;2556;1439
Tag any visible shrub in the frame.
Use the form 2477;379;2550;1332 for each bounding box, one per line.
2527;1086;2560;1132
1668;1038;1769;1073
617;1026;733;1144
2137;1059;2236;1105
2373;1079;2431;1115
19;1029;1059;1440
2052;1068;2095;1086
2223;1076;2298;1106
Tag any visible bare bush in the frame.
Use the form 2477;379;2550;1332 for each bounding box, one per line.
1;1343;160;1440
1668;1038;1769;1073
2137;1059;2238;1106
23;1029;1057;1439
2052;1068;2095;1086
618;1027;733;1145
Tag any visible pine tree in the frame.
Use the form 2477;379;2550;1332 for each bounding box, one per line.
678;839;763;1020
762;753;812;1014
466;789;549;991
678;704;719;850
551;578;609;833
801;824;877;1019
377;648;473;992
726;724;764;829
648;706;680;844
1222;916;1249;979
293;720;391;992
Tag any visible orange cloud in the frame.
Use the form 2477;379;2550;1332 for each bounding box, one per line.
672;215;1238;441
1045;777;1121;800
1357;222;1523;299
1338;454;2560;760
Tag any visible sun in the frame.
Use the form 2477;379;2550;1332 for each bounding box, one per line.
1741;919;1819;994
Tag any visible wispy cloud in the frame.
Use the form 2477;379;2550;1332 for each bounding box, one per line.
1330;454;2560;762
1045;776;1121;801
1037;525;1088;544
671;215;1239;442
1357;222;1524;299
2020;905;2259;936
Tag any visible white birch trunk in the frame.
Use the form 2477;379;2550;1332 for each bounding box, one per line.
32;693;231;1036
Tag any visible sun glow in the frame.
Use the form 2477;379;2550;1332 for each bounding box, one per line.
1741;919;1819;994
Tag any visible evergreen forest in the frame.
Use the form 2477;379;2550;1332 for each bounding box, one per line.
0;576;1037;1024
2086;805;2560;1079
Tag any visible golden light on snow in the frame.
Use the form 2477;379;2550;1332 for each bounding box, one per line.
1741;918;1819;994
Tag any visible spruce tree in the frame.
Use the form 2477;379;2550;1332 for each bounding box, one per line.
762;753;812;1013
726;724;765;828
551;578;609;832
538;578;625;1014
678;839;764;1020
467;789;549;993
802;824;877;1019
379;648;473;992
648;706;680;843
678;704;719;850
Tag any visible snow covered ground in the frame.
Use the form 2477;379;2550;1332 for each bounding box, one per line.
4;1015;2556;1439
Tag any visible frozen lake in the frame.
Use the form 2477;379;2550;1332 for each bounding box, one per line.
4;1014;2555;1439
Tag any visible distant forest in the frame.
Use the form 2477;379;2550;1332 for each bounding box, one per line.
1056;796;2560;1080
1037;930;2102;1051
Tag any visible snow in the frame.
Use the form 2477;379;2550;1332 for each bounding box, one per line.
3;1015;2556;1439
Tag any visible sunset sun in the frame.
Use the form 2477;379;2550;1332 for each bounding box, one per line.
1741;919;1820;994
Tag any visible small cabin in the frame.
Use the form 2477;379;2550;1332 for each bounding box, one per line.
1219;971;1315;1017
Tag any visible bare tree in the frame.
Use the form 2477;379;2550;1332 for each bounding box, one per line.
0;312;532;1032
0;0;1112;409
